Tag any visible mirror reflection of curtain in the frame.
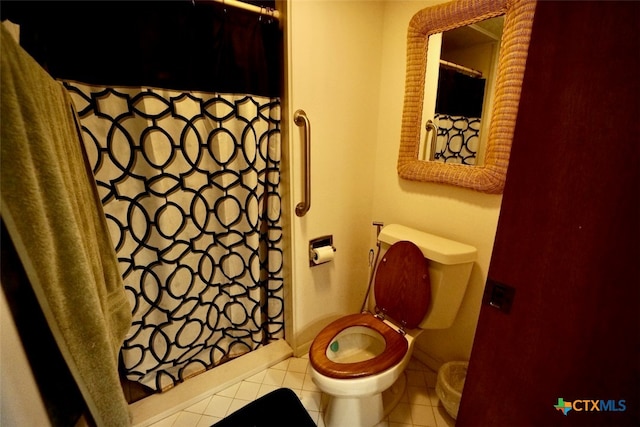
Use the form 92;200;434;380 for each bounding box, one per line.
434;67;485;165
9;1;283;392
434;114;481;165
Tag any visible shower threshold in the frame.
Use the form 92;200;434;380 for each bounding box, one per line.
129;340;293;427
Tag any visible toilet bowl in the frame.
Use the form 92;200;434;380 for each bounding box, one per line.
310;315;421;427
311;324;421;427
309;224;477;427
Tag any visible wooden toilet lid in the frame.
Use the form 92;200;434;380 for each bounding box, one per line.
374;241;431;329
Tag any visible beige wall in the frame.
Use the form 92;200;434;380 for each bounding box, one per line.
285;0;386;353
1;287;52;427
286;0;503;367
372;1;502;367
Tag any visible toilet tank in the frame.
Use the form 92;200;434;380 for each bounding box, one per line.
377;224;477;329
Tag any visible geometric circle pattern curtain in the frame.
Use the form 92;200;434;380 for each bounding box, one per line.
434;113;481;165
64;81;283;391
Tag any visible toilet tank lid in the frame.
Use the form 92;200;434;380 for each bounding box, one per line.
378;224;477;265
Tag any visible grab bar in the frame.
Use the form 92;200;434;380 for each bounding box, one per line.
294;109;311;217
426;120;438;161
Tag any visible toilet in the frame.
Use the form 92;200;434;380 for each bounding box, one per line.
309;224;477;427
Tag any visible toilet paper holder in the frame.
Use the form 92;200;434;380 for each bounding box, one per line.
309;235;336;267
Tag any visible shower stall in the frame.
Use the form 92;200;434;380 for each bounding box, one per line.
2;0;292;423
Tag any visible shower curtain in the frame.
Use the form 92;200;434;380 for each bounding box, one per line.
65;83;283;391
9;0;284;392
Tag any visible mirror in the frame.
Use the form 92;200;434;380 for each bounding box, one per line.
418;16;504;166
397;0;537;193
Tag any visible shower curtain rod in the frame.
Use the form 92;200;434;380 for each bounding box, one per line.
440;59;483;78
207;0;280;20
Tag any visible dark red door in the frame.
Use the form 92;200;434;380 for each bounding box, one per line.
457;1;640;426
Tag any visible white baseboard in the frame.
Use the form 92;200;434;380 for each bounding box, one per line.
412;347;445;373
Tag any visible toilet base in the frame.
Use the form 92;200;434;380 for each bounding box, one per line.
324;393;383;427
382;371;407;418
322;373;407;427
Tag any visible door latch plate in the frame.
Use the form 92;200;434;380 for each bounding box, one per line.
483;279;515;314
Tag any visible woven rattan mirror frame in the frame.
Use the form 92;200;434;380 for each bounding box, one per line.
397;0;537;194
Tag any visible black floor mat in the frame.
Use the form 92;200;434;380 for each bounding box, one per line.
211;388;317;427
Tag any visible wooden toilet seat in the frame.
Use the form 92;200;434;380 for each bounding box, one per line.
309;312;408;379
310;241;431;379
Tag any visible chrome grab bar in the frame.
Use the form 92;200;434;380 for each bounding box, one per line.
294;109;311;217
426;119;438;161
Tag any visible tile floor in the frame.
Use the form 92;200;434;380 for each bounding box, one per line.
147;356;456;427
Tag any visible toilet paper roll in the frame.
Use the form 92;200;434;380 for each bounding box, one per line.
312;246;335;265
